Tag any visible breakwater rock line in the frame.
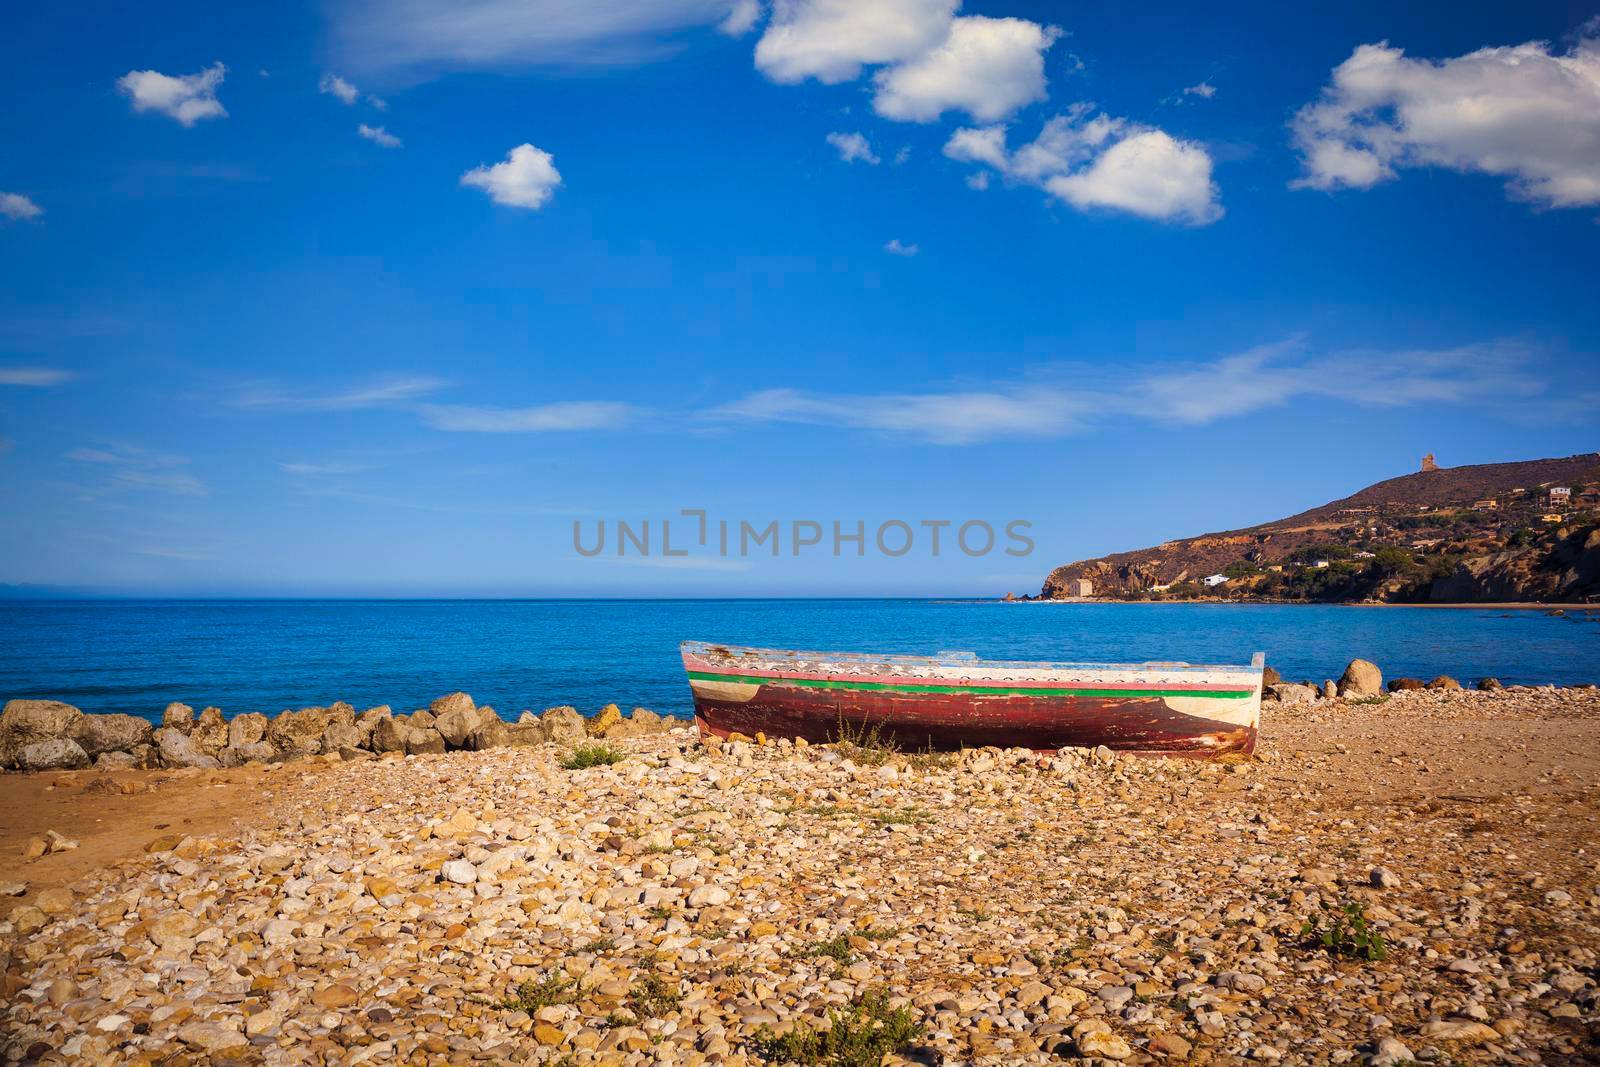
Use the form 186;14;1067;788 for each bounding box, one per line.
0;693;672;773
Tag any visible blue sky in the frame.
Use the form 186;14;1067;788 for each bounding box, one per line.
1;0;1597;597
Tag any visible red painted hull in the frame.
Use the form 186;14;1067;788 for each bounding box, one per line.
690;682;1256;756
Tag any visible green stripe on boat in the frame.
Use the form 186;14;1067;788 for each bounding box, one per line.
686;670;1253;699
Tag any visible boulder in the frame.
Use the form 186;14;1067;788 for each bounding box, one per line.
355;706;392;744
227;712;268;749
267;704;354;758
429;692;476;718
221;741;277;767
162;702;195;733
18;739;90;771
1477;677;1504;691
322;723;364;753
588;703;624;737
433;705;484;748
1267;682;1317;706
517;710;540;725
369;716;411;754
1321;680;1338;700
410;709;437;729
192;707;229;757
127;744;157;769
405;726;446;755
1426;675;1462;690
1387;678;1425;692
1261;666;1281;687
1336;659;1383;698
470;719;547;750
153;728;221;769
608;707;668;739
71;713;153;759
542;706;586;745
1;700;84;767
95;750;140;770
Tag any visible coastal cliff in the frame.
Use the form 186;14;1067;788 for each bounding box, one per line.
1041;453;1600;603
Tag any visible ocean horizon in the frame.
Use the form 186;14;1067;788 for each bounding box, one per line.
4;597;1596;723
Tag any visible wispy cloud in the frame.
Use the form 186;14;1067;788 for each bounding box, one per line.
357;123;402;148
232;375;445;412
417;401;633;432
884;238;919;256
0;366;74;386
279;461;372;476
1;193;43;222
66;442;207;496
709;338;1560;444
319;73;361;105
826;131;879;165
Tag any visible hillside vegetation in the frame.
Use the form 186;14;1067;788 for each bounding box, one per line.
1040;454;1600;604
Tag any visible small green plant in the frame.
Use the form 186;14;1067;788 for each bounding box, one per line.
1346;695;1390;706
627;966;683;1018
864;806;932;828
647;904;675;921
498;970;583;1012
1300;900;1387;962
955;905;991;924
795;933;856;965
581;936;617;954
749;988;924;1067
561;742;625;769
833;719;898;766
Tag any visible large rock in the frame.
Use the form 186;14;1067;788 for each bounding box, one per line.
588;703;624;737
153;728;221;769
405;726;446;755
469;719;547;750
1261;666;1281;687
1427;675;1462;690
192;707;229;757
355;706;391;744
541;706;586;745
71;713;153;759
429;692;475;718
267;704;355;758
1337;659;1383;698
433;705;485;748
1387;678;1424;692
227;712;268;749
18;738;90;771
1;700;84;768
1266;682;1317;705
221;741;277;767
322;722;364;753
369;716;411;754
608;707;669;739
162;702;195;733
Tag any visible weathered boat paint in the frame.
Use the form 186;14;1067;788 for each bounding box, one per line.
681;642;1264;757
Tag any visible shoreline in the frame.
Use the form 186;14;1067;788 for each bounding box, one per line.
1013;597;1598;610
4;686;1598;1063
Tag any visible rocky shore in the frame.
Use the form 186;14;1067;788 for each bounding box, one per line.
4;685;1599;1065
0;694;672;774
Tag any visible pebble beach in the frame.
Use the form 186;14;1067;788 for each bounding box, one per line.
3;685;1599;1065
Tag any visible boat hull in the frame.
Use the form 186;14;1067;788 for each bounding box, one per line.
682;642;1261;757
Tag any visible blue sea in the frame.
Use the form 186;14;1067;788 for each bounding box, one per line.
1;599;1596;723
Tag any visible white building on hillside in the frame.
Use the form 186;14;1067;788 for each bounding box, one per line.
1202;574;1228;587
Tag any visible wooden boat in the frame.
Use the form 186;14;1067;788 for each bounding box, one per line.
681;641;1264;757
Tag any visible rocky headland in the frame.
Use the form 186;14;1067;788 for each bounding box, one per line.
3;680;1599;1065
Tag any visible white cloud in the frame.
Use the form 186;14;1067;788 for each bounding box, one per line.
755;0;957;84
66;442;206;496
233;375;444;412
708;338;1543;443
280;461;370;476
330;0;745;73
358;123;403;148
884;238;919;256
719;0;762;36
965;171;990;190
461;144;562;209
417;401;632;432
1183;80;1216;100
320;73;361;105
117;63;227;126
872;16;1060;122
0;366;73;386
1;193;43;221
894;146;911;164
825;131;879;165
1291;32;1600;208
945;107;1222;225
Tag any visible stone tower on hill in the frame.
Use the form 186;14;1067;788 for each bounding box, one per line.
1421;453;1439;472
